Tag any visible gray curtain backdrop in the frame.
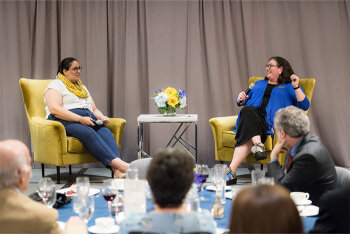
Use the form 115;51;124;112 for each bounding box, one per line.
0;0;349;167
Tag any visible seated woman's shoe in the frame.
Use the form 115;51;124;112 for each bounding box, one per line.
251;142;267;161
226;169;237;185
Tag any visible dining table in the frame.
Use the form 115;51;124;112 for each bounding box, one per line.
57;186;317;233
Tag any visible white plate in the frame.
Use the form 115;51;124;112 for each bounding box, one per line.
88;225;120;234
56;187;100;197
298;205;319;217
112;179;124;191
206;185;232;191
294;199;312;206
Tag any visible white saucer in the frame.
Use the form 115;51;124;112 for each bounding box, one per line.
88;225;120;234
206;185;232;191
56;187;100;197
294;199;312;206
298;205;319;217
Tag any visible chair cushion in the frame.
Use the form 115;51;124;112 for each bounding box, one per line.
222;130;273;151
67;137;88;153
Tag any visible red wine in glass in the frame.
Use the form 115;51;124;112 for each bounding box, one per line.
103;193;116;201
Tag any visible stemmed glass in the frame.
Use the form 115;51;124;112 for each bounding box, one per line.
37;177;56;208
102;180;118;217
78;195;95;224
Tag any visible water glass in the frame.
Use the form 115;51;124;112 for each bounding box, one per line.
126;168;139;180
212;165;227;204
37;177;56;207
73;196;82;214
251;170;265;186
46;186;57;208
78;195;95;224
76;176;90;199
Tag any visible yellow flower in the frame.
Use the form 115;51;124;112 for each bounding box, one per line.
163;87;178;97
167;95;179;107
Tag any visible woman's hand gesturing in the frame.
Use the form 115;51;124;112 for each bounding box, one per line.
290;74;300;88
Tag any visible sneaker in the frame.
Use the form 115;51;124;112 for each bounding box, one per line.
251;142;267;161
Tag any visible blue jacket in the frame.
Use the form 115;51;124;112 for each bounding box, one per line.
234;79;310;135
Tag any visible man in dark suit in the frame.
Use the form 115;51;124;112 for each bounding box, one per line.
310;186;350;233
267;106;337;206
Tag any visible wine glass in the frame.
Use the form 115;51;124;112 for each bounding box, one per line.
37;177;56;207
102;180;118;217
78;195;95;224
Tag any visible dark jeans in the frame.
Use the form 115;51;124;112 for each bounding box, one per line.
48;108;120;166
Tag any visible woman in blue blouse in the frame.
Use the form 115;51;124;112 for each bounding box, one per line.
227;57;310;185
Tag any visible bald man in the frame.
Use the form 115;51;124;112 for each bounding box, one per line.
0;139;86;234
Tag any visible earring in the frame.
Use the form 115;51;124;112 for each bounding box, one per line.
279;72;281;75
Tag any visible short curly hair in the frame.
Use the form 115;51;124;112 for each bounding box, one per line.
146;148;194;208
274;106;310;138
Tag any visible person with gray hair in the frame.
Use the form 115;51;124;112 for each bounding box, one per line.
0;139;87;234
267;106;337;206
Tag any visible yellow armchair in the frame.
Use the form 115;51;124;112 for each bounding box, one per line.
209;77;315;166
19;78;126;183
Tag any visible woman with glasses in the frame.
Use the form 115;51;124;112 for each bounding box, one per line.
227;56;310;185
44;57;129;178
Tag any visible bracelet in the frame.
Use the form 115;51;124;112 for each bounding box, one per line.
294;86;300;90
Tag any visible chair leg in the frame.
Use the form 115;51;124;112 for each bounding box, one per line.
41;164;45;177
56;166;60;184
69;165;72;175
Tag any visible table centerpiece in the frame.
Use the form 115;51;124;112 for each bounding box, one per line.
154;87;187;116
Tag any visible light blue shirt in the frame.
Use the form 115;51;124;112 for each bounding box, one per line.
119;210;216;234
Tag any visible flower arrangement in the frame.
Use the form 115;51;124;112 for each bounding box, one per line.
154;87;187;116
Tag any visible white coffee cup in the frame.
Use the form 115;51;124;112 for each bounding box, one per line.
290;192;309;204
95;217;115;230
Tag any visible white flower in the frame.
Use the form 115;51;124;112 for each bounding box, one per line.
155;93;168;107
179;96;187;108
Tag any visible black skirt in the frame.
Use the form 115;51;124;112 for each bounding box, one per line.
235;106;269;147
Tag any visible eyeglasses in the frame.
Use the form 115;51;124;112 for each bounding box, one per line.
265;64;279;69
70;66;83;72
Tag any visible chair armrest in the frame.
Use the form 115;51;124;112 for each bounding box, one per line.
105;118;127;149
209;116;237;150
29;116;67;165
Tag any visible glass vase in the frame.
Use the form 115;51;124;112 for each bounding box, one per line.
163;107;176;117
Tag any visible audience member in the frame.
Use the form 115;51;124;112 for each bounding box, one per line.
119;148;216;233
267;106;337;205
310;186;350;233
227;56;310;185
0;139;86;234
229;184;303;233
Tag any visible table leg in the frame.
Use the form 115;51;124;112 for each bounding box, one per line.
195;122;197;163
